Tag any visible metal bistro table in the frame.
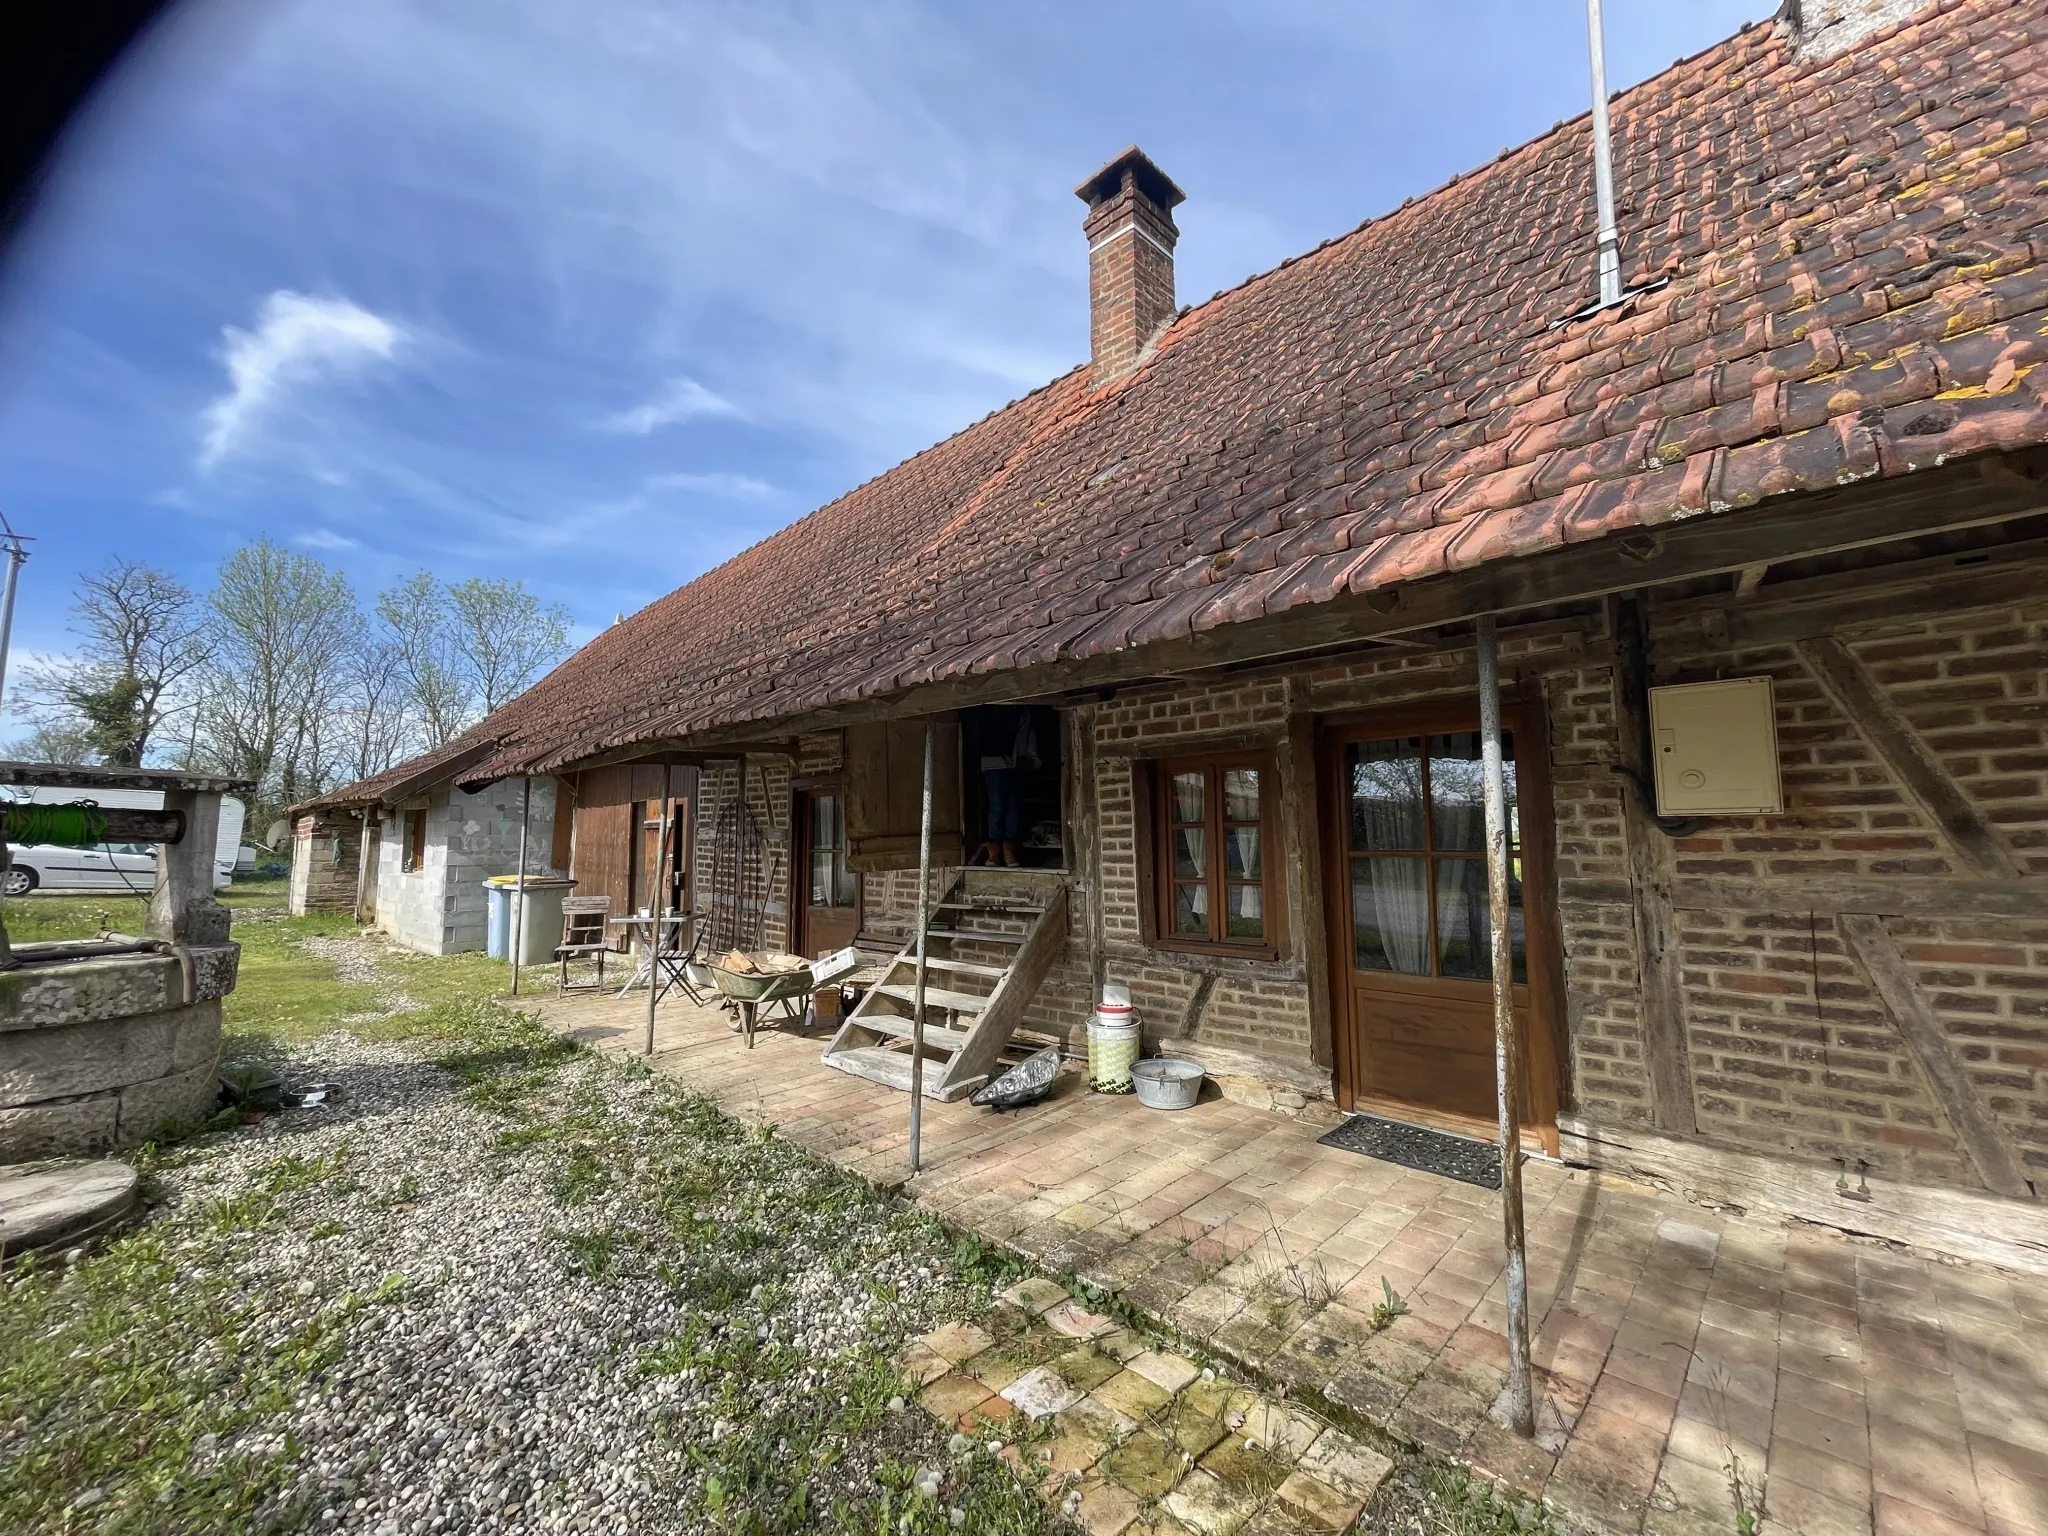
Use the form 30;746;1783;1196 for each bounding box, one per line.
609;912;696;1003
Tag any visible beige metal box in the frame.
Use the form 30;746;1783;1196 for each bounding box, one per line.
1649;676;1784;815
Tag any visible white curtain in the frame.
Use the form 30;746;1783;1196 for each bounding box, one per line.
1360;857;1429;974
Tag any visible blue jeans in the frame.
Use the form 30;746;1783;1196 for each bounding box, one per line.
984;767;1024;843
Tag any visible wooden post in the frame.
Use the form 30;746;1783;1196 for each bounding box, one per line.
909;718;934;1172
511;777;531;995
1478;614;1536;1437
352;809;374;924
647;758;673;1056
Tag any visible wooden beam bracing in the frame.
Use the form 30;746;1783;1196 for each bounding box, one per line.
1796;636;2022;880
1838;913;2035;1201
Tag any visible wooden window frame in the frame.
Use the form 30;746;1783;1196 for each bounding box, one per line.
1141;751;1283;961
401;807;428;874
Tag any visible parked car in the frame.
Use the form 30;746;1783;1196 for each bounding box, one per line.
0;787;245;895
5;841;159;895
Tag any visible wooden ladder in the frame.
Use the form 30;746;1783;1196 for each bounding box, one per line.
821;870;1069;1100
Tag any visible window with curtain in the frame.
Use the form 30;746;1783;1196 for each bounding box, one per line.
402;808;428;874
1151;753;1277;953
807;792;856;909
1347;732;1524;983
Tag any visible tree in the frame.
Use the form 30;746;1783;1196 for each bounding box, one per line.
377;572;471;747
20;559;202;765
447;577;571;714
193;539;360;816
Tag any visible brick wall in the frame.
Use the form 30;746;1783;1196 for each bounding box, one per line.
288;810;360;915
1633;595;2048;1190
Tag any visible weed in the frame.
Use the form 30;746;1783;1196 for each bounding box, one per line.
1369;1276;1409;1331
555;1228;625;1278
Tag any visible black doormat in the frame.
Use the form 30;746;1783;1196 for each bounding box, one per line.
1316;1113;1502;1189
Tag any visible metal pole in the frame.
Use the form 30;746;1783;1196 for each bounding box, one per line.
0;526;31;732
908;718;935;1172
352;808;373;923
1478;614;1535;1437
1586;0;1623;307
646;758;672;1056
511;776;532;995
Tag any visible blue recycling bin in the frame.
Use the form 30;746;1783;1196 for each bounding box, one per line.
484;878;515;959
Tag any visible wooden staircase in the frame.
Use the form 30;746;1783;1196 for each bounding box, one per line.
821;869;1069;1100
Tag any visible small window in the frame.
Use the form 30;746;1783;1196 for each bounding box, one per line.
402;808;429;873
1148;753;1279;955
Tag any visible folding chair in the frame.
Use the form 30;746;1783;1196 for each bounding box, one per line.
555;896;612;993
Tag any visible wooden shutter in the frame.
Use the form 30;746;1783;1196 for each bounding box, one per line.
550;776;576;871
846;716;963;872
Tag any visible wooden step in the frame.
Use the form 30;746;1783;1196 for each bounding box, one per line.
936;900;1044;914
928;928;1028;946
874;982;990;1014
820;1045;980;1101
886;956;1007;979
849;1015;974;1050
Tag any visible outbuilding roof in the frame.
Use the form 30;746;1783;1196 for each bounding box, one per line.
356;0;2048;796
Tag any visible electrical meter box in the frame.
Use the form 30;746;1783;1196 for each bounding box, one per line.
1648;677;1784;815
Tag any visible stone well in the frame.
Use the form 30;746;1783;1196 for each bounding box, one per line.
0;764;254;1162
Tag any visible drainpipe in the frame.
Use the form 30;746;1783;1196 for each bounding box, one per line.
1586;0;1623;307
352;807;373;923
908;718;935;1173
1477;615;1536;1438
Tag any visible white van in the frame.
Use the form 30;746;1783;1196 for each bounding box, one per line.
1;787;246;895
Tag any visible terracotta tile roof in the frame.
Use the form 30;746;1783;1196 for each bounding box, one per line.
438;0;2048;786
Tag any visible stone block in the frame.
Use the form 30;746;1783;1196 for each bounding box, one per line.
0;1092;119;1162
170;1003;223;1073
0;954;179;1032
117;1063;218;1144
0;1008;179;1106
188;945;241;1002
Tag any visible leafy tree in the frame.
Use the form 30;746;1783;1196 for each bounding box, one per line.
376;572;471;747
447;577;571;714
17;559;202;766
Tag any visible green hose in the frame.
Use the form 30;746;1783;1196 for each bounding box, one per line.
0;803;111;847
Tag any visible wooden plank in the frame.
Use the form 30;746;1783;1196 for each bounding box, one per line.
939;883;1069;1095
1558;1115;2048;1274
1795;636;2023;879
1658;874;2048;919
1279;697;1335;1072
1837;913;2035;1201
875;982;990;1014
1069;702;1105;1000
1611;595;1698;1136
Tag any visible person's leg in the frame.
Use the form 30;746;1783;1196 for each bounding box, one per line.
996;768;1023;865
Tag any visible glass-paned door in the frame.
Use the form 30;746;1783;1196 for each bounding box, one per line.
797;786;859;956
1330;717;1551;1133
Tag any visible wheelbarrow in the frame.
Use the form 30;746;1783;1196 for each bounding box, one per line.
712;946;864;1048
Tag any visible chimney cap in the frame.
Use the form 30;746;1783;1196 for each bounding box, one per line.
1075;146;1185;212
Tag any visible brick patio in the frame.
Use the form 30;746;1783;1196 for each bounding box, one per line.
522;990;2048;1536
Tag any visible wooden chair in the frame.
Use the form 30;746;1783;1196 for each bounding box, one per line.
556;896;612;993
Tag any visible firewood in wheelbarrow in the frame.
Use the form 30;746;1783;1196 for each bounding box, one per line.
969;1045;1061;1111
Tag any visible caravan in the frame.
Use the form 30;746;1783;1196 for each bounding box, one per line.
1;784;246;894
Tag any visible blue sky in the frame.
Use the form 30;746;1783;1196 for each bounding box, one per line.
0;0;1764;657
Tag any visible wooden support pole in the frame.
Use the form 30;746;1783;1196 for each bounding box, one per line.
647;758;672;1057
352;809;374;924
511;777;531;996
1478;614;1536;1437
909;718;934;1172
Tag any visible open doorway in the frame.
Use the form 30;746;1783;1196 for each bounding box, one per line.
960;705;1064;869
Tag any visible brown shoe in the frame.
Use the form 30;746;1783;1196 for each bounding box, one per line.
1002;841;1021;867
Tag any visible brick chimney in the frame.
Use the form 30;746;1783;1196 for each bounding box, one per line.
1780;0;1934;60
1076;147;1185;387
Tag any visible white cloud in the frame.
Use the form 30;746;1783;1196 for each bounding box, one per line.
200;291;403;467
646;470;773;499
294;528;360;550
600;377;741;434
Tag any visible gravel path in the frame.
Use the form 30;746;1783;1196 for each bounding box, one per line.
124;1007;1039;1533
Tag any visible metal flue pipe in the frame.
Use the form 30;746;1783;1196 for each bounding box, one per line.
908;718;935;1172
1586;0;1623;307
1477;614;1536;1437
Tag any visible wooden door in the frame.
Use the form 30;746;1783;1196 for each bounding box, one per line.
795;783;860;957
1324;706;1560;1142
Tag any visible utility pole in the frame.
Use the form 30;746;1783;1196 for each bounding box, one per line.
0;513;34;734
